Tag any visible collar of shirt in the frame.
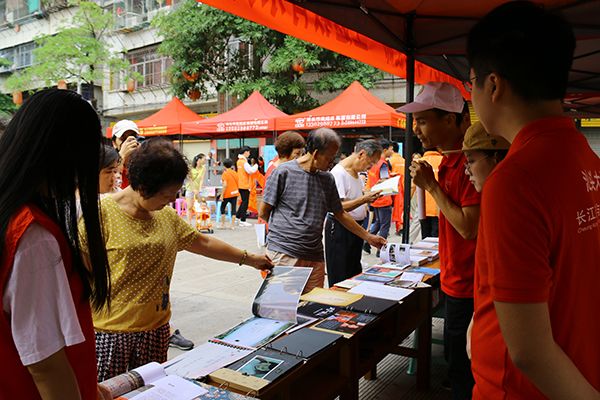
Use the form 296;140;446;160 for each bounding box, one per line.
441;150;463;169
511;116;575;155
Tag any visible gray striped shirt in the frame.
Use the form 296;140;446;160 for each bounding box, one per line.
263;160;343;261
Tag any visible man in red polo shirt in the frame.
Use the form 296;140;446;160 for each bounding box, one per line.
400;82;480;400
467;2;599;399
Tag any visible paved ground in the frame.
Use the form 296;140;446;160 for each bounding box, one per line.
168;219;450;399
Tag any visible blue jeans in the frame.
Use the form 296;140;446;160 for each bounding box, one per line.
369;206;392;239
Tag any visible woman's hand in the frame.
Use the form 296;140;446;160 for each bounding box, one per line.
97;384;112;400
245;253;273;271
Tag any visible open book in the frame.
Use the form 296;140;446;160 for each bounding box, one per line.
101;362;208;400
370;176;400;195
165;267;311;380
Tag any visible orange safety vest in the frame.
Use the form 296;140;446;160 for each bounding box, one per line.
236;157;252;190
421;150;443;217
0;205;98;399
367;158;393;208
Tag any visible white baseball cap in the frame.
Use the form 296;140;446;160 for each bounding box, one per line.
112;119;139;139
396;82;465;114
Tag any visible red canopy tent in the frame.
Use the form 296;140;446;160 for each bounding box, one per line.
275;81;405;131
182;91;288;138
137;97;204;137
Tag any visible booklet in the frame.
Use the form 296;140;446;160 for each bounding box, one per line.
363;266;404;279
333;278;362;289
268;328;342;359
311;310;377;338
300;287;364;307
213;266;311;348
348;282;413;302
353;273;394;283
370;176;400;195
164;340;254;380
102;362;207;400
165;267;311;380
379;243;411;266
411;240;439;250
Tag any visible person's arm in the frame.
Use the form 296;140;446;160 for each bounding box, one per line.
185;234;273;271
466;314;474;359
244;161;259;174
410;160;479;239
494;302;599;399
27;348;81;400
259;202;273;222
333;210;386;249
340;191;381;212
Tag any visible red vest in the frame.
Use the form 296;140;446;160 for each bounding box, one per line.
367;159;393;207
0;205;98;399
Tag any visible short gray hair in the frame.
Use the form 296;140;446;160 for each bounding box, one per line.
354;139;383;157
306;128;341;153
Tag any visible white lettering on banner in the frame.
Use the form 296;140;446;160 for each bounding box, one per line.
582;170;600;192
293;114;369;129
216;120;269;132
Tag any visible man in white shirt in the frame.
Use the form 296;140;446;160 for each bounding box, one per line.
325;139;383;286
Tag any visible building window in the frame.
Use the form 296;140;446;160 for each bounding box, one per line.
120;46;171;90
0;42;35;72
1;0;41;24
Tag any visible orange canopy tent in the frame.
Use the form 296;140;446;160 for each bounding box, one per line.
182;91;288;138
136;97;205;137
275;81;405;131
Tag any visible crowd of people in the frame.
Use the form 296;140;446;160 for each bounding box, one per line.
0;2;598;400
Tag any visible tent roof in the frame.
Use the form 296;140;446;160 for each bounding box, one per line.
276;81;405;131
137;97;203;136
182;91;288;137
202;0;600;115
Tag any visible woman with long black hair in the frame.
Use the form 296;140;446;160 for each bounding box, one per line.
0;89;111;400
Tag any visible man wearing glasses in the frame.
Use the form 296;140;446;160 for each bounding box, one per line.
467;2;599;398
399;82;480;400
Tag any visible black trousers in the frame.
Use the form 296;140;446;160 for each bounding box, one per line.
444;294;475;400
236;189;250;221
324;216;364;287
420;216;439;238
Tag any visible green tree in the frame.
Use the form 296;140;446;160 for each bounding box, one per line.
154;0;383;113
5;1;134;104
0;57;16;118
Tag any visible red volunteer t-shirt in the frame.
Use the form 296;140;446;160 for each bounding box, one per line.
472;117;600;399
438;151;481;298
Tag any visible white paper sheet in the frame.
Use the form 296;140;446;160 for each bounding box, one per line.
164;341;253;379
130;375;207;400
349;282;413;301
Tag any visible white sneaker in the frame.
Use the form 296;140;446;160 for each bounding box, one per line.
239;221;252;227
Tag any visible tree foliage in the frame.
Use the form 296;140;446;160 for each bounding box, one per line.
154;0;383;113
5;1;134;96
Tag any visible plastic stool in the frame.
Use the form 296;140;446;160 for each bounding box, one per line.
175;198;187;217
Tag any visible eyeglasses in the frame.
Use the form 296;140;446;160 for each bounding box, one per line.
464;155;489;172
464;76;478;93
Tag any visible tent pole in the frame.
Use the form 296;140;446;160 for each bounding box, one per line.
388;125;392;141
401;13;416;245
